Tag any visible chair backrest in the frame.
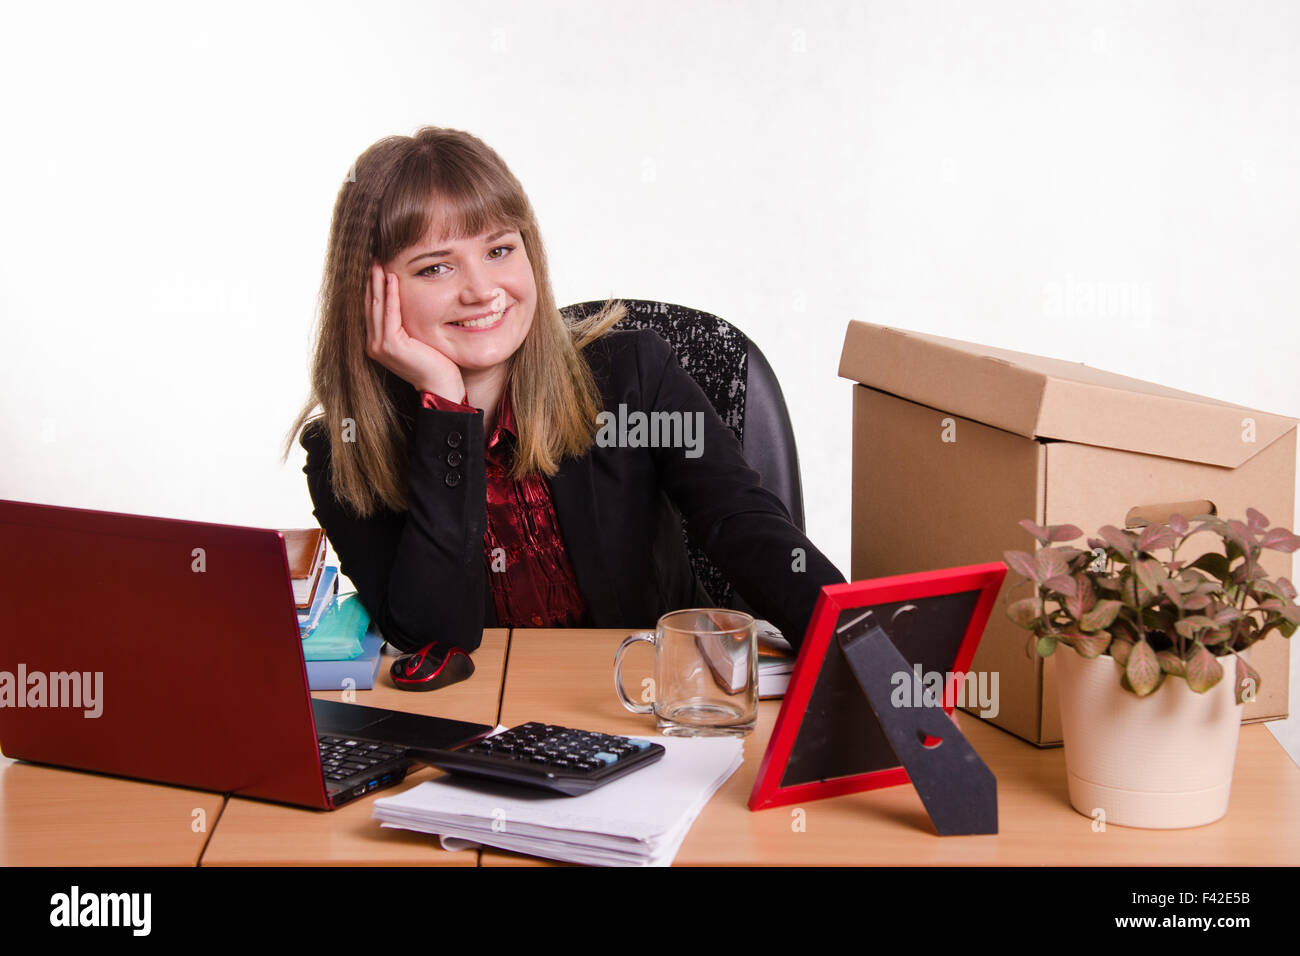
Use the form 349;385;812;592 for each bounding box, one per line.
562;299;805;610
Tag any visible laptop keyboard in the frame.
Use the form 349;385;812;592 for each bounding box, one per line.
318;735;407;783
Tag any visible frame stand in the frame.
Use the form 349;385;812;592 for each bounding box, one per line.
836;609;998;836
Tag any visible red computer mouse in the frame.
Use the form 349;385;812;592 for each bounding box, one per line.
390;642;475;692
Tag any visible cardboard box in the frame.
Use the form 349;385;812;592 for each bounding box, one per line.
839;320;1297;745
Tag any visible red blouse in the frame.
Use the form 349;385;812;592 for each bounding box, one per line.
422;388;589;628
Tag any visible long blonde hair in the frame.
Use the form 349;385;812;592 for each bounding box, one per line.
286;127;624;517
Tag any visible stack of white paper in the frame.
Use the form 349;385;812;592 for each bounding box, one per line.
372;735;743;866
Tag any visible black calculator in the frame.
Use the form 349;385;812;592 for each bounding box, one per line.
410;722;666;796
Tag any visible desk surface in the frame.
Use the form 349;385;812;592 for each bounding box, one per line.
481;628;1300;866
0;753;226;867
8;626;1300;866
198;629;508;867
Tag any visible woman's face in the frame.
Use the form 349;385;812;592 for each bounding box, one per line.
384;218;537;379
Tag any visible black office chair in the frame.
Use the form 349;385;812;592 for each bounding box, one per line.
562;299;805;611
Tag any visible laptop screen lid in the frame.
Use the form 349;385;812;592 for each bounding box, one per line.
0;498;343;809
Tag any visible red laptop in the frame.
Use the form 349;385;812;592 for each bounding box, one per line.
0;498;491;810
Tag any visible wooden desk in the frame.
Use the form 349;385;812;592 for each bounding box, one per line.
483;629;1300;866
200;630;508;866
0;753;225;866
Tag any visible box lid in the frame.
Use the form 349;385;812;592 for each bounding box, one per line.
838;320;1297;468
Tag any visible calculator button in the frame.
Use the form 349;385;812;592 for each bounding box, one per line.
593;752;618;765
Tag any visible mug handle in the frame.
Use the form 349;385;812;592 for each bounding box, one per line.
614;631;656;714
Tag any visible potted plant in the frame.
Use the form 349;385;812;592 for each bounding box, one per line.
1004;509;1300;829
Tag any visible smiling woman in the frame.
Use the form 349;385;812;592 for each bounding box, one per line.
287;126;843;679
291;127;621;515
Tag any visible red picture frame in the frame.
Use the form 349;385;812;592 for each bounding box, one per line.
748;562;1007;811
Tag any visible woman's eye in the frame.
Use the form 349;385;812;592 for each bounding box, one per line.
418;263;449;277
488;245;514;260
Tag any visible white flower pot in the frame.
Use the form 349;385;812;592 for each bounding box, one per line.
1054;649;1244;829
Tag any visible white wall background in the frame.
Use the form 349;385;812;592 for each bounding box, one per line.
3;0;1298;588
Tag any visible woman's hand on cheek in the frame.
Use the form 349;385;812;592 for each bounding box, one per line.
364;262;466;401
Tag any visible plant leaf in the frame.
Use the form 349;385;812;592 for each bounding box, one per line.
1191;515;1226;535
1071;630;1111;658
1036;636;1058;657
1187;552;1232;583
1126;639;1161;696
1036;548;1068;582
1134;559;1162;604
1277;577;1297;601
1214;607;1242;625
1185;642;1224;693
1003;550;1039;582
1045;575;1078;601
1174;615;1217;639
1098;525;1135;556
1065;574;1097;619
1137;523;1178;553
1201;627;1233;646
1110;634;1135;666
1156;649;1186;676
1056;546;1090;566
1081;574;1098;610
1080;599;1121;632
1168;513;1190;536
1120;576;1141;608
1093;573;1123;594
1045;524;1084;543
1018;519;1050;544
1259;528;1300;553
1007;597;1039;628
1225;519;1255;551
1246;507;1270;533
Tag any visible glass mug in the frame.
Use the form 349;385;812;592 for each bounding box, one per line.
613;609;757;737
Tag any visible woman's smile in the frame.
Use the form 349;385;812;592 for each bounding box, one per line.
449;303;511;331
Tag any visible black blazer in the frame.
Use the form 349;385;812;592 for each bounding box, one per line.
300;329;844;654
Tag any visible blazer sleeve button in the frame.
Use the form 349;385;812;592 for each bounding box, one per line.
444;471;462;488
447;431;463;448
446;450;463;467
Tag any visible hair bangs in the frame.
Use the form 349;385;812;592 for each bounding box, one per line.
376;142;526;263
